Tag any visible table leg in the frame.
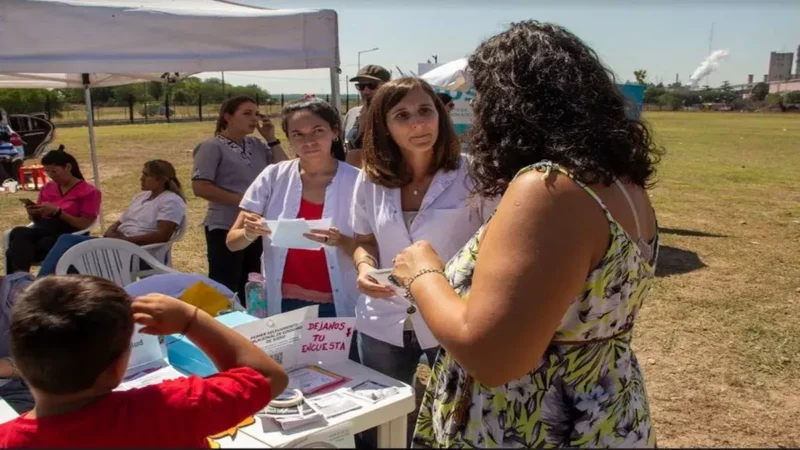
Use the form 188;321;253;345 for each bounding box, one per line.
377;415;407;448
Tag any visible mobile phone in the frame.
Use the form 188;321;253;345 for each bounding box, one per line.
19;198;35;207
368;268;404;295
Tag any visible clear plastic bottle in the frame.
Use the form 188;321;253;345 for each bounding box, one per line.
244;272;267;318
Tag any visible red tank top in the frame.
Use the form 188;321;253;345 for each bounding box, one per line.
281;198;333;303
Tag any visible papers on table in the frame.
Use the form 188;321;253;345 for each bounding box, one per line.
260;401;326;431
288;365;347;395
263;218;332;250
306;392;362;419
345;380;400;403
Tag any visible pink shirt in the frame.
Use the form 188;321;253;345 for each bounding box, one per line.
37;180;102;218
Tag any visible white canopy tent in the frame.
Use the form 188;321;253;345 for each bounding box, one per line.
0;0;341;226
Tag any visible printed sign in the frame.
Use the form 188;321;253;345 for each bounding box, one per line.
234;306;320;369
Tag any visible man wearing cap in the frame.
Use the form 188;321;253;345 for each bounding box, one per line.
343;65;391;168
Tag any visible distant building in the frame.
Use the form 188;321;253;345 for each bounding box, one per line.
768;52;794;82
768;79;800;95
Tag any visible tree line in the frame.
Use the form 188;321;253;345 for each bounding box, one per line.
631;69;800;111
0;77;271;116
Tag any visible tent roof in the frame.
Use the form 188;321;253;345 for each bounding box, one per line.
0;0;339;88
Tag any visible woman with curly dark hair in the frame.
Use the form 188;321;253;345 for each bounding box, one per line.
390;21;662;447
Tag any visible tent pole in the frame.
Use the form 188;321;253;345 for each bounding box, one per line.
83;75;105;230
330;66;342;116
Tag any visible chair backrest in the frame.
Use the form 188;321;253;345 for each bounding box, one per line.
55;238;177;287
142;215;188;267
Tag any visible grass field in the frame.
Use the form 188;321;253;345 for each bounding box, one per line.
1;112;799;447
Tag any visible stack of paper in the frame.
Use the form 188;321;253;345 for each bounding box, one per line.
259;401;326;431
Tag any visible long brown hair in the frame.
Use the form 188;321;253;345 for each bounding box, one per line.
362;77;460;188
144;159;184;201
214;95;257;135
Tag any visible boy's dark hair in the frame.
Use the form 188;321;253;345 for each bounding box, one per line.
10;275;134;394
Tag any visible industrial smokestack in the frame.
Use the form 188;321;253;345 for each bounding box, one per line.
796;45;800;78
690;49;730;87
763;74;768;83
747;74;754;85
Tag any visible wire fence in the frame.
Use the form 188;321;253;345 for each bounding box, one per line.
50;94;359;127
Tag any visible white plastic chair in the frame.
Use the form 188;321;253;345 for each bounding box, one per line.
140;215;187;269
2;218;99;265
55;238;179;287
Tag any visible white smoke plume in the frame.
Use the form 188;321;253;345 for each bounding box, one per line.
689;49;730;87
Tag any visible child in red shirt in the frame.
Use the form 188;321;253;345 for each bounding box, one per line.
0;275;288;448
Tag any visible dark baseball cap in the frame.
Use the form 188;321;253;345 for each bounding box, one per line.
350;65;391;84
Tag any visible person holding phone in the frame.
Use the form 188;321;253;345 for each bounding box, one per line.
350;77;497;444
226;97;360;323
5;148;101;274
192;96;288;304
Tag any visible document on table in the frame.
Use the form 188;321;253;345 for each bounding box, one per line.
306;392;362;419
265;218;332;250
346;379;400;403
288;365;346;395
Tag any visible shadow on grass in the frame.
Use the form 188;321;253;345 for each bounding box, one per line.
656;245;707;277
659;227;727;238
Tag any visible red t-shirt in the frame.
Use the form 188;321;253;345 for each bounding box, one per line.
281;198;333;303
0;367;272;448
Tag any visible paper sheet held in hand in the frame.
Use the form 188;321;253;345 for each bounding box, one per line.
264;218;332;250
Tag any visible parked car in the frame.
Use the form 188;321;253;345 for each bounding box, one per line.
0;109;25;158
1;107;57;182
1;108;56;159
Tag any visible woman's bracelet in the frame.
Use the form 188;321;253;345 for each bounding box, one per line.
404;268;446;300
243;229;257;242
355;260;375;272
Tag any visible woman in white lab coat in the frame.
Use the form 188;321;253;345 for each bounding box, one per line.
226;98;360;321
351;77;496;385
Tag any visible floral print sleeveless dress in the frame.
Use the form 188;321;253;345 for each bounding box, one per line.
413;162;659;448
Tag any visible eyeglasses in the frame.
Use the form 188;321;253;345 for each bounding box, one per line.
355;83;378;91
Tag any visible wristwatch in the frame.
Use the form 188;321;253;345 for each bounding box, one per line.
267;139;281;147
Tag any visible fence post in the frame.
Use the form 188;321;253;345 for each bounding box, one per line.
326;94;330;103
198;94;203;122
281;93;285;109
165;91;171;123
44;94;51;119
345;94;349;112
128;94;135;124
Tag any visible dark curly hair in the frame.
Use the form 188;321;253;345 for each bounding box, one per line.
362;77;461;188
467;21;663;197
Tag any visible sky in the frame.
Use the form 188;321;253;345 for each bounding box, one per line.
202;0;800;95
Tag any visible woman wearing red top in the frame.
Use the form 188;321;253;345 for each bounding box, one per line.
226;98;360;320
5;149;101;274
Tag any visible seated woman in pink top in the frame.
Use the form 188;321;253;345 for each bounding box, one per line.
5;149;101;274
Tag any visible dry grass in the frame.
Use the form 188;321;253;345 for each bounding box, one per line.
1;112;798;447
